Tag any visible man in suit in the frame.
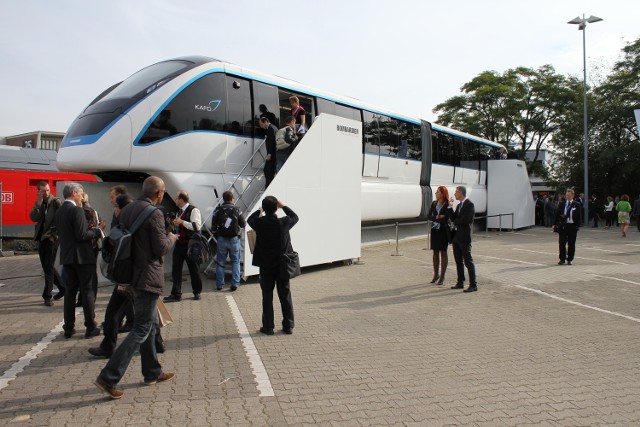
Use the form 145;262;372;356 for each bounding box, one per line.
259;117;278;188
247;196;298;335
554;188;582;265
450;186;477;293
95;176;178;399
29;181;64;306
55;183;102;338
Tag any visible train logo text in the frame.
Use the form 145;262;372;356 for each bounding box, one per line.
1;192;14;204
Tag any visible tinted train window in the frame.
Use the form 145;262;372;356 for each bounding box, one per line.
317;98;336;116
225;76;252;136
433;131;454;166
399;122;421;160
138;72;225;144
363;111;380;155
102;61;191;102
378;116;398;157
335;104;361;121
253;82;279;138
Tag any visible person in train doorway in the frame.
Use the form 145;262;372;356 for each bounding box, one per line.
30;180;65;306
164;190;203;302
275;116;299;173
450;186;477;293
289;95;306;137
212;191;246;291
247;196;298;335
259;117;277;188
55;183;103;338
554;188;581;265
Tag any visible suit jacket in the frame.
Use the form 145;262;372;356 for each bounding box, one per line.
55;200;99;265
451;199;475;244
554;200;582;229
30;195;62;241
118;197;175;295
247;206;299;272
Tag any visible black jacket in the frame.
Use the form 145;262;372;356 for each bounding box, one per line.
247;206;298;272
554;200;582;229
55;201;99;265
451;199;475;244
265;124;278;160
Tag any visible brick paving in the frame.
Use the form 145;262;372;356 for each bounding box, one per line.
0;226;639;426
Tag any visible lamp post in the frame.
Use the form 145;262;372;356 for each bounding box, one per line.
568;14;602;225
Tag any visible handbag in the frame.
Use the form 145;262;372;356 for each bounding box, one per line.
280;251;301;279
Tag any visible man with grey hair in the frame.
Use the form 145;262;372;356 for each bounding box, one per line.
450;185;477;292
54;182;102;338
95;176;178;399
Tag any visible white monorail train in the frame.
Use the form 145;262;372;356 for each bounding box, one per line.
58;56;529;228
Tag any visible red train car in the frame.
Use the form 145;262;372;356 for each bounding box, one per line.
0;146;99;238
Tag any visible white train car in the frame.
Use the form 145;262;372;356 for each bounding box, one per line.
57;56;533;274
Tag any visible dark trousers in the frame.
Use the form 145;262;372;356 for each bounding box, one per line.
452;240;476;286
264;160;275;188
99;286;162;352
259;271;294;330
171;243;202;296
63;263;97;331
559;223;579;262
38;238;64;301
98;289;162;386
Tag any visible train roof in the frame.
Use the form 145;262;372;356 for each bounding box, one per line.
0;146;57;171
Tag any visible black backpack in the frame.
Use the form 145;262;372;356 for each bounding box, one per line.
212;205;240;237
187;231;211;265
101;205;157;285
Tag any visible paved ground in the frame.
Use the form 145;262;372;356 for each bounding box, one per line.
1;225;639;426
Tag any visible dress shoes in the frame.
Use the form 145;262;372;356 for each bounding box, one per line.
230;285;238;292
163;294;181;302
430;275;439;284
95;377;123;399
463;286;478;293
64;329;76;339
85;327;101;339
88;347;112;359
144;372;175;385
44;300;54;307
259;327;274;336
558;260;565;265
53;292;64;301
451;283;464;289
567;261;572;265
283;328;293;335
193;293;201;300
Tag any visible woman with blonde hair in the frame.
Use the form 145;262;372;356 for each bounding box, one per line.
427;186;452;285
616;194;632;237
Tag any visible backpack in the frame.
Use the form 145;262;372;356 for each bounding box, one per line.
101;205;157;285
212;205;240;237
187;231;211;265
275;127;290;151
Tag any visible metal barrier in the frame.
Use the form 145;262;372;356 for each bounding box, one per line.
361;212;515;257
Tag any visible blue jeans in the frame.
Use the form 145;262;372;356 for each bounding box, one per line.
98;288;161;386
216;236;241;288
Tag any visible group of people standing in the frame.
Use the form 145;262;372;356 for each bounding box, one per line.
428;185;478;293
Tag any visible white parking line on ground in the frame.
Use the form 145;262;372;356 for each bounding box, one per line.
512;248;628;265
582;247;628;254
476;254;546;266
226;295;274;397
592;275;640;286
0;320;64;391
512;284;640;324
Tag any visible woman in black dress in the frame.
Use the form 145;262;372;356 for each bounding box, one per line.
428;186;452;285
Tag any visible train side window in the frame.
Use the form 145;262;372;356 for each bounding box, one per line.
378;115;399;157
317;98;336;116
253;81;279;138
397;121;421;160
225;76;252;136
335;103;361;122
363;111;380;155
438;132;454;166
138;72;225;144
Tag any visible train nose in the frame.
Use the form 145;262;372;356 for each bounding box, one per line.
57;115;133;171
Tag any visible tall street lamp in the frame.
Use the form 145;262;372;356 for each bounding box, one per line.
568;14;602;224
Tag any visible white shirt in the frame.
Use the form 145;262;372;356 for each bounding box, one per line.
180;203;202;231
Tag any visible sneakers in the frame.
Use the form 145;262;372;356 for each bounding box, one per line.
144;372;175;385
95;377;124;399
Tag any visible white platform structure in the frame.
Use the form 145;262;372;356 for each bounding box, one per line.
243;114;362;277
486;160;535;229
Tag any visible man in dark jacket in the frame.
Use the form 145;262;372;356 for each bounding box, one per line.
55;183;102;338
247;196;298;335
450;186;477;293
95;176;178;399
30;181;64;306
554;188;582;265
259;117;277;188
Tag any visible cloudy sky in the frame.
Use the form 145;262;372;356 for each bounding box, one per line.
0;0;637;137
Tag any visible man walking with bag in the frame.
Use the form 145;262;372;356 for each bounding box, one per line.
247;196;298;335
95;176;178;399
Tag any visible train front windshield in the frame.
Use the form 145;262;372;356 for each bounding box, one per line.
65;59;207;140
